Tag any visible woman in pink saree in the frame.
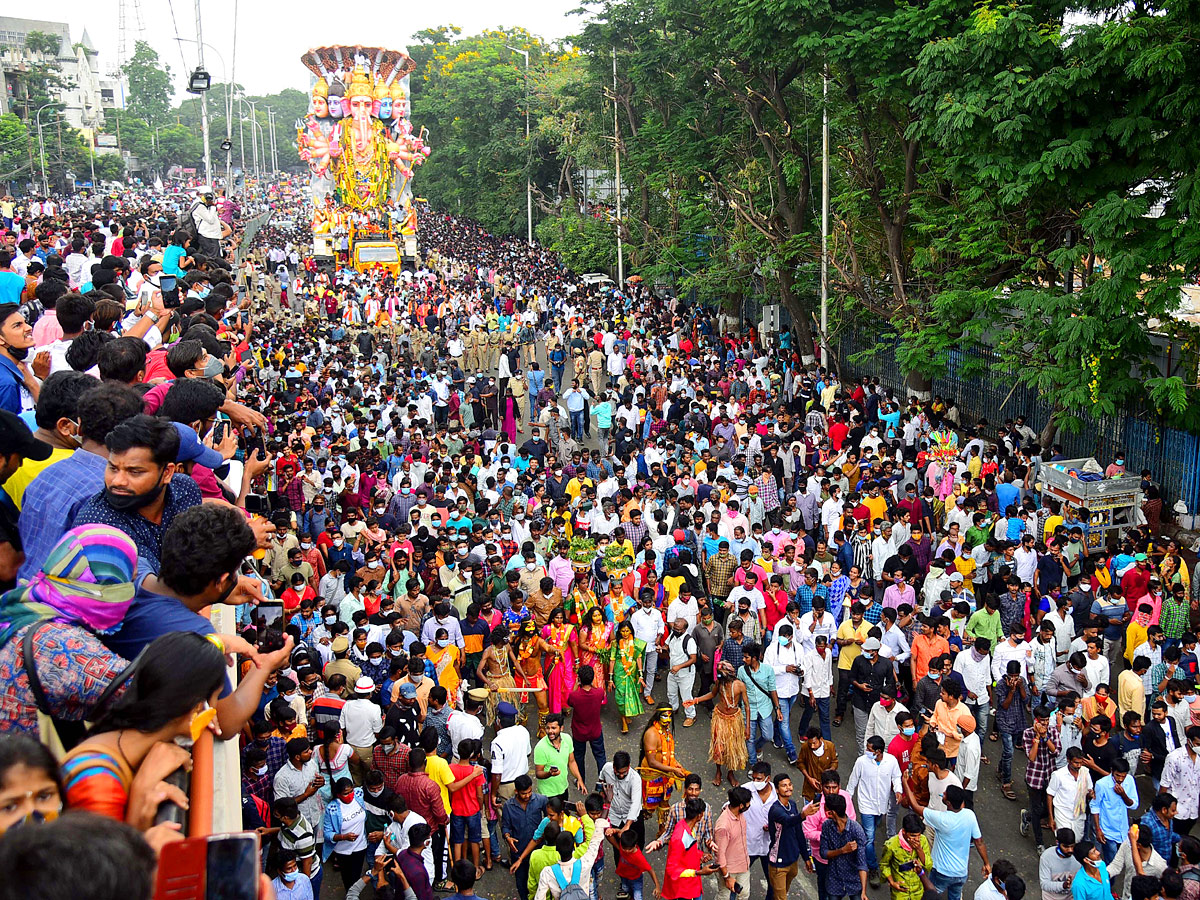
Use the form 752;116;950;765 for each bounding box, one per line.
541;606;578;713
501;388;521;443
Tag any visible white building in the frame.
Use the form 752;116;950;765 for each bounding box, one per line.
0;16;126;136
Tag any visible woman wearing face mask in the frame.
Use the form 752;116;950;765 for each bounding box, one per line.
427;626;463;702
0;734;62;838
60;631;227;829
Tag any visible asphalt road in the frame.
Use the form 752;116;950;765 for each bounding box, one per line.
290;326;1058;900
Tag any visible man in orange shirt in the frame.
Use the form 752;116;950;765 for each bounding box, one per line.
909;615;950;686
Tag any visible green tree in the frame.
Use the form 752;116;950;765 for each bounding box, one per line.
0;114;34;188
122;41;173;127
15;31;68;119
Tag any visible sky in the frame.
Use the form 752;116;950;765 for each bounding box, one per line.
44;0;587;99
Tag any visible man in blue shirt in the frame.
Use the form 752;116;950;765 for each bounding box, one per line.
563;380;588;440
70;414;203;572
526;362;545;416
1091;760;1138;863
19;382;143;580
0;252;24;305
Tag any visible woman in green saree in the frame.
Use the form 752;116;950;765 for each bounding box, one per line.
609;618;646;733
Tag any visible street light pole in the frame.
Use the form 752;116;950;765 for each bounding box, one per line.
611;47;624;286
194;0;212;186
247;100;259;183
266;106;276;174
820;68;829;368
506;46;532;246
34;103;56;195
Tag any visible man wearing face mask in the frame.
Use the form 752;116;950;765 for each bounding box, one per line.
2;370;95;515
71;413;203;570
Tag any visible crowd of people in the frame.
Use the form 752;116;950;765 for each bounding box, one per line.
0;178;1194;900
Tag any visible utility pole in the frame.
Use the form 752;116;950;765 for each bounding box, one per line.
266;106;276;174
820;68;829;368
195;0;212;186
238;95;246;190
229;0;238;193
611;47;624;286
36;116;48;195
248;100;259;183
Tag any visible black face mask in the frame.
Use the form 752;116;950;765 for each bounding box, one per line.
5;343;29;361
105;480;166;512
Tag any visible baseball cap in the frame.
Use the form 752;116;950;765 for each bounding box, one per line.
0;410;51;461
398;683;418;700
172;422;225;470
862;638;882;651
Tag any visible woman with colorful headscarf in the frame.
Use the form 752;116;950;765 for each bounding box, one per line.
0;525;140;737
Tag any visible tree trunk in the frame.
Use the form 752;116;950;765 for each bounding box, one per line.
1039;408;1062;449
779;268;816;363
905;370;933;402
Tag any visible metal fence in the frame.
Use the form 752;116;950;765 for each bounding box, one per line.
235;211;272;267
835;325;1200;513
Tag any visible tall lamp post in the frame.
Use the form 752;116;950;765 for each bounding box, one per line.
506;45;533;246
33;103;57;195
186;0;214;186
611;48;624;286
176;37;233;191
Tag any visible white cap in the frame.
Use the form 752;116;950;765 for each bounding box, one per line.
354;676;375;694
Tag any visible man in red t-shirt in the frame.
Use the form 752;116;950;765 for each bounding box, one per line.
447;744;486;879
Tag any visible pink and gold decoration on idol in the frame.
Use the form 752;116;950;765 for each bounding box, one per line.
297;45;431;223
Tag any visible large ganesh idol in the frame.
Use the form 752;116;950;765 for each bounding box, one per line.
297;46;431;237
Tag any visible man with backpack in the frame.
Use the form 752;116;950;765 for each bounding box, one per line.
530;811;610;900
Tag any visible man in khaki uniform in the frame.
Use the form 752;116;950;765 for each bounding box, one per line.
463;327;480;372
486;328;502;370
587;346;606;397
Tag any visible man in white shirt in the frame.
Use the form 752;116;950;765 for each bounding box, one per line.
340;676;383;782
490;702;533;803
1046;749;1092;840
864;690;908;749
446;691;487;762
954;639;994;736
764;624;804;762
797;602;838;652
630;593;666;704
664;619;698;725
666;589;700;634
845;736;903;878
799;635;835;739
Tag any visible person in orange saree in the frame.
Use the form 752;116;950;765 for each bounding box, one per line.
427;625;462;707
577;606;614;687
60;631;227;827
541;606;578;715
661;797;715;900
515;620;550;736
640;706;689;834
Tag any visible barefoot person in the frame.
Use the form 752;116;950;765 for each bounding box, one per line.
640;706;689;835
688;660;750;786
611;619;647;733
478;627;515;724
514;619;550;736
